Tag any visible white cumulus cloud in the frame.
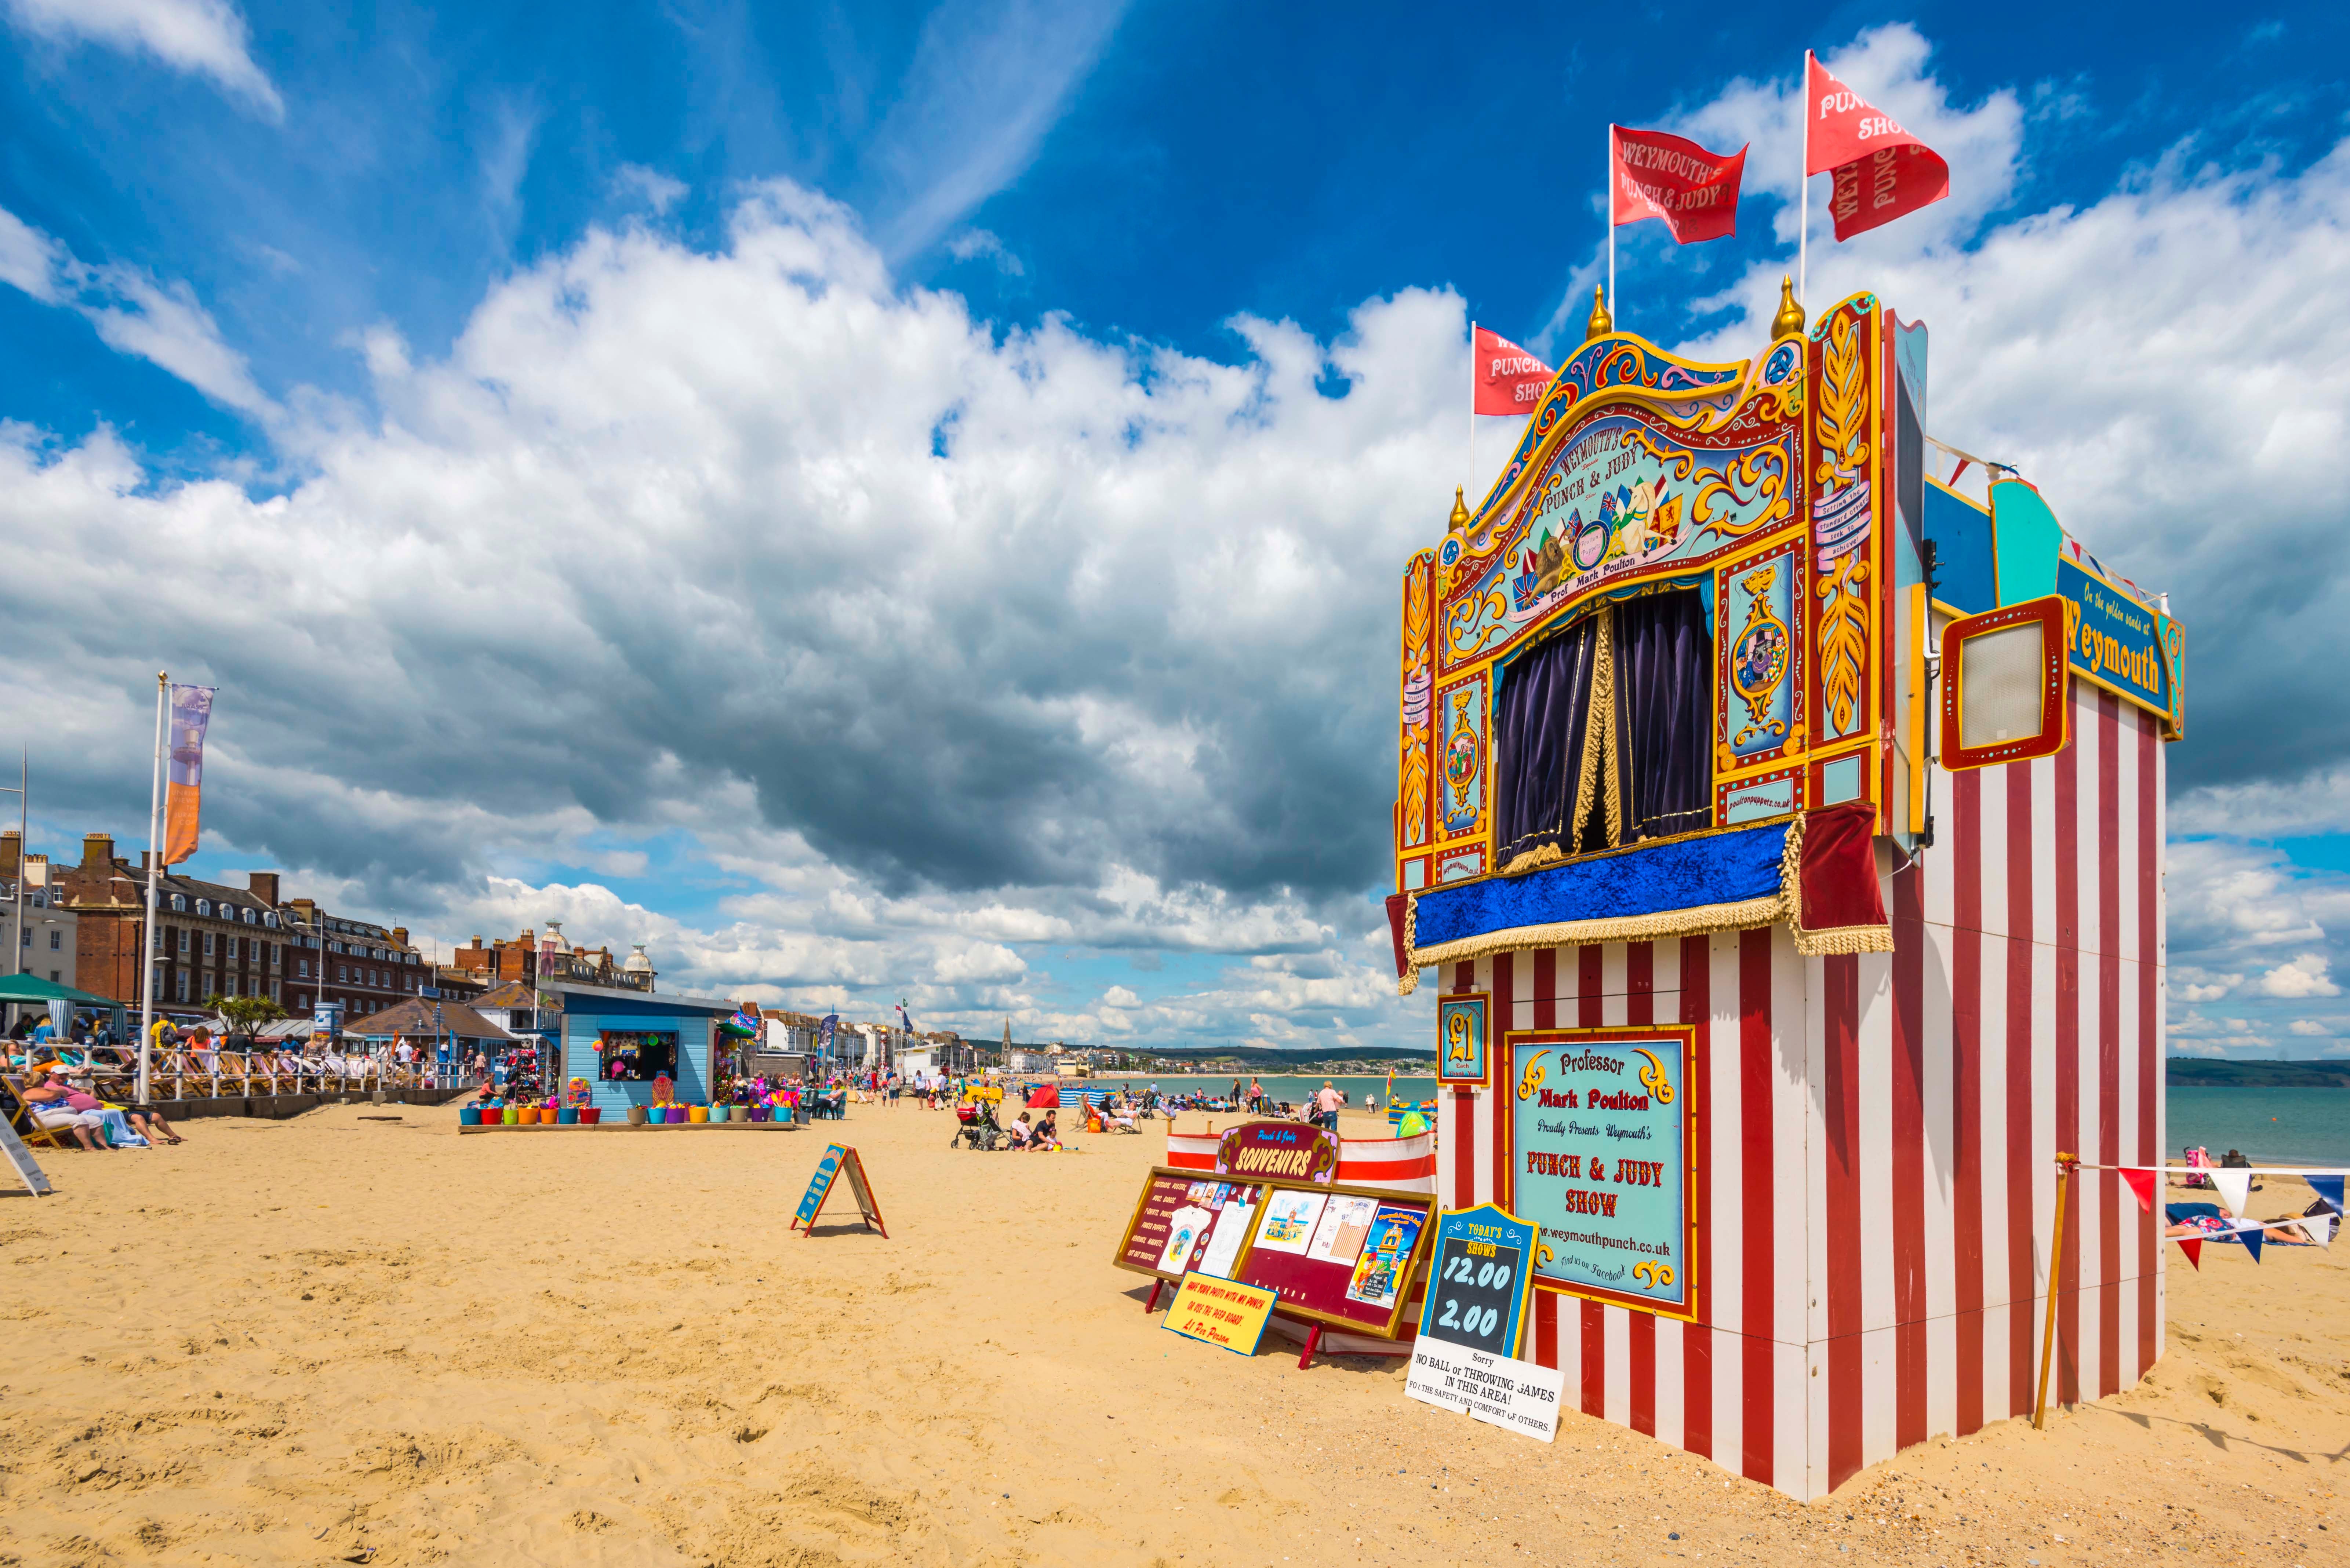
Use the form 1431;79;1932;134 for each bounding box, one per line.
6;0;283;121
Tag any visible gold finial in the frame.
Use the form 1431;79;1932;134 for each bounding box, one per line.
1448;485;1471;531
1584;284;1613;342
1772;275;1805;339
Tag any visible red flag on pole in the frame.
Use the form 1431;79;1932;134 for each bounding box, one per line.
1609;125;1747;245
1473;327;1552;415
1803;53;1950;240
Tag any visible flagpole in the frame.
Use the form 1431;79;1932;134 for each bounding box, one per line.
138;671;165;1106
1606;125;1616;325
1798;53;1811;310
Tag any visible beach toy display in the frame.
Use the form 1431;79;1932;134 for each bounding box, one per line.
1375;279;2186;1496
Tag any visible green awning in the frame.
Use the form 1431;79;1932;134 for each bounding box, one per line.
0;973;119;1007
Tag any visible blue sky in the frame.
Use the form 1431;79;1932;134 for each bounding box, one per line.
4;1;2348;1054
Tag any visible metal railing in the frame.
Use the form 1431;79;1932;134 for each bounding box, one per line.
26;1046;460;1103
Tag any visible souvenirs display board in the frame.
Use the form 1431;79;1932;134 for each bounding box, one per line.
1113;1168;1265;1284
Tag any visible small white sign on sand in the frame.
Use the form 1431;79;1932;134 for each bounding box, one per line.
1403;1335;1564;1443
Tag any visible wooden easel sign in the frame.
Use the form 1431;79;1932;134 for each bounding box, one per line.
0;1119;53;1197
790;1142;887;1237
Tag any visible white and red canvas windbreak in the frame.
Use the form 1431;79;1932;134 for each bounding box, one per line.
1442;681;2165;1498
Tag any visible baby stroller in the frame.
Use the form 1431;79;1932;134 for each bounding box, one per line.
952;1100;1005;1151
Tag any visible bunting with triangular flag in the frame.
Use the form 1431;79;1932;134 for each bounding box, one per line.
2211;1168;2253;1218
2176;1237;2201;1271
2308;1173;2344;1217
2118;1167;2156;1214
2236;1221;2265;1263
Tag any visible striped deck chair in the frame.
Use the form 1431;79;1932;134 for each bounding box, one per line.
2;1073;80;1151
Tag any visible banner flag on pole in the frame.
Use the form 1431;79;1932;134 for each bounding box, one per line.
818;1012;838;1052
1610;125;1747;245
2308;1174;2344;1215
2118;1166;2157;1215
1472;327;1553;416
2175;1236;2201;1272
2211;1168;2252;1218
1803;53;1950;241
161;683;215;866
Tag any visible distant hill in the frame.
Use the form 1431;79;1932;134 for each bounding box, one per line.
1119;1046;1437;1073
2167;1058;2350;1087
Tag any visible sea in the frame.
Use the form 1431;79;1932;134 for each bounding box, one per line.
2168;1086;2350;1166
1077;1077;2350;1165
1077;1073;1440;1113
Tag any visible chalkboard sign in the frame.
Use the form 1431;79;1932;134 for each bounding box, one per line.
1416;1203;1536;1358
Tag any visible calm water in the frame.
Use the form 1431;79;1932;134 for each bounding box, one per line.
2168;1086;2350;1166
1054;1080;2350;1162
1076;1075;1440;1114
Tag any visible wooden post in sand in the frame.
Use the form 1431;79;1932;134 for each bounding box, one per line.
2033;1154;2076;1430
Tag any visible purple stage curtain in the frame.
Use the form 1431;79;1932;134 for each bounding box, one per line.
1493;613;1602;868
1615;588;1713;842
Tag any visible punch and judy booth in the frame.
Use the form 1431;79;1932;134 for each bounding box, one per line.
1385;287;2182;1498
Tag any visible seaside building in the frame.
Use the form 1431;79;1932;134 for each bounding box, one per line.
448;925;656;992
0;835;76;992
1383;287;2181;1496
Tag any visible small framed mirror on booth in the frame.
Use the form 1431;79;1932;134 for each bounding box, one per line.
1938;594;2072;772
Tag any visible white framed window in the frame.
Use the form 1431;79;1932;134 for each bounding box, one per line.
170;893;185;912
196;899;211;917
178;929;191;954
203;932;216;957
337;965;348;982
49;929;60;950
269;980;280;1001
297;958;309;978
263;912;278;928
174;971;189;1002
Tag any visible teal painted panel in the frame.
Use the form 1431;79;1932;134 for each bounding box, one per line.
1989;479;2060;605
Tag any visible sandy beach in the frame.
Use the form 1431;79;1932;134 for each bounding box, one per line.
1;1101;2342;1567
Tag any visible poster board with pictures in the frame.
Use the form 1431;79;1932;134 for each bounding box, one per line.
1230;1178;1436;1337
1436;990;1491;1086
1112;1167;1267;1284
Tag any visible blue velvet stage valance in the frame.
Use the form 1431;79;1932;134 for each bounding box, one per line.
1383;802;1895;994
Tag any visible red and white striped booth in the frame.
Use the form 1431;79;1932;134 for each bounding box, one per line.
1383;293;2180;1496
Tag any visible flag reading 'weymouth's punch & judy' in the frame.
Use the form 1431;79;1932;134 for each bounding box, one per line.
1610;125;1747;245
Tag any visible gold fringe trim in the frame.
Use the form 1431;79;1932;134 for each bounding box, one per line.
1499;842;1565;878
1598;606;1623;849
1790;922;1896;957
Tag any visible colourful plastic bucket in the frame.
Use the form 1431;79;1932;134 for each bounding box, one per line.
665;1106;688;1124
709;1105;730;1124
581;1107;602;1125
688;1105;709;1124
557;1107;579;1124
459;1106;481;1126
501;1105;520;1125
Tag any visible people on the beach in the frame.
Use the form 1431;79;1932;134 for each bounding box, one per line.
1312;1081;1343;1133
19;1065;113;1151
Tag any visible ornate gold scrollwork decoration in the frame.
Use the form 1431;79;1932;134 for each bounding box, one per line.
1515;1051;1550;1101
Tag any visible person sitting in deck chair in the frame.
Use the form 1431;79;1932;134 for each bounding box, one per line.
57;1060;183;1145
18;1065;113;1151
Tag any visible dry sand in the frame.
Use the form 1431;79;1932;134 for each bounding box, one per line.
1;1100;2343;1567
